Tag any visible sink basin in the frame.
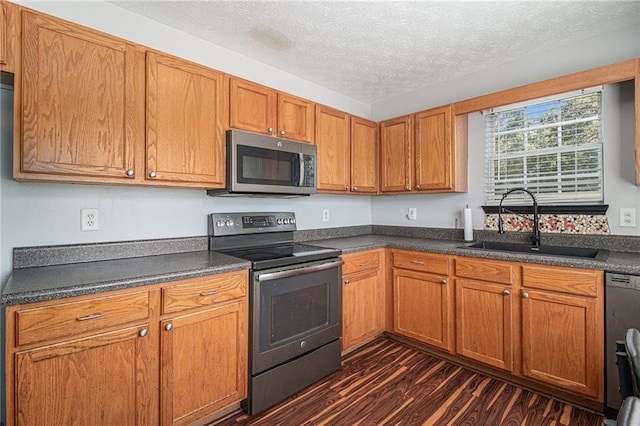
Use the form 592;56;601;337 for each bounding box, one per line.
462;241;608;261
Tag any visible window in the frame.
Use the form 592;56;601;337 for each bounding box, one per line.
484;87;603;205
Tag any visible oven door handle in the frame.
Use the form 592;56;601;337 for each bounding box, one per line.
256;259;344;282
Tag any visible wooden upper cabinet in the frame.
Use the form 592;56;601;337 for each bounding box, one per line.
278;92;314;143
229;77;314;143
146;51;226;188
229;78;276;136
17;10;142;183
350;116;378;193
415;105;452;191
380;115;413;192
315;105;350;192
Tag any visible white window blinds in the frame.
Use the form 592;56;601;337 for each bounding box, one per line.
484;88;603;205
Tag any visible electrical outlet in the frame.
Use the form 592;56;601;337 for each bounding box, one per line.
619;207;636;227
408;207;417;221
322;209;330;222
81;209;99;231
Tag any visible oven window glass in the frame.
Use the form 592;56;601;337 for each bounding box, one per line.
271;283;329;343
237;145;299;186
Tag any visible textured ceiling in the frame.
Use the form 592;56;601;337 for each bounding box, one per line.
111;1;640;104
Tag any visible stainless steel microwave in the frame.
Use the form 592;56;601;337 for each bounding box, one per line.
207;130;317;197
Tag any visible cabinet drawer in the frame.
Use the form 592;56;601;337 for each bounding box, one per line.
16;291;150;346
392;250;449;275
522;264;602;297
162;270;247;315
342;250;381;275
455;257;514;285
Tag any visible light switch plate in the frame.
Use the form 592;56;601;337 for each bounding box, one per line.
619;208;636;227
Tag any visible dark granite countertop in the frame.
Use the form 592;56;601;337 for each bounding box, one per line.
308;235;640;275
4;232;640;306
2;251;251;305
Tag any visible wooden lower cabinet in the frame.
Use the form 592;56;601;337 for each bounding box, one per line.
521;288;602;399
392;250;452;352
5;270;249;426
160;301;247;426
14;324;154;426
341;250;384;352
455;278;513;371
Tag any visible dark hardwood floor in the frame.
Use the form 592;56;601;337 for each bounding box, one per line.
218;337;604;425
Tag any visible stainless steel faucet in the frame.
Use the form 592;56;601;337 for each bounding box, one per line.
497;188;541;246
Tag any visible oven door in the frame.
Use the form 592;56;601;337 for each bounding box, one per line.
251;258;342;375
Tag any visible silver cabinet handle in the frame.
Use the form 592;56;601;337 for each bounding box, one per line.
139;329;148;337
358;262;370;267
503;290;510;296
165;323;173;331
344;279;350;284
411;260;425;265
404;185;410;191
126;169;134;177
440;279;447;285
353;186;358;191
267;127;273;134
76;312;102;321
522;292;529;298
280;130;286;135
149;171;157;178
199;290;218;297
415;185;421;189
346;186;350;191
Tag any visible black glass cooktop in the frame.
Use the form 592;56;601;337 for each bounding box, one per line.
222;243;341;270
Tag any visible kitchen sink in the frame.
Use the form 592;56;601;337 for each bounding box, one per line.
462;241;609;261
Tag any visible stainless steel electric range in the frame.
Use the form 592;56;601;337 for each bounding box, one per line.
208;212;343;415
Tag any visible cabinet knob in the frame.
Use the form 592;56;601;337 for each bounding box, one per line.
139;329;148;337
165;323;173;331
346;186;350;191
268;127;273;134
149;171;157;179
415;185;421;190
126;169;134;177
353;186;358;191
522;292;529;299
404;185;410;191
344;279;350;284
440;279;447;285
280;130;286;135
503;290;510;296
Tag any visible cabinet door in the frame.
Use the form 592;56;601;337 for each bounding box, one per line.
146;52;225;187
161;301;247;426
229;77;276;136
0;1;6;68
350;116;378;193
14;325;154;426
278;92;314;143
380;115;413;193
316;105;350;192
20;10;140;181
455;278;513;371
342;268;383;352
415;106;452;191
393;268;452;351
521;288;602;399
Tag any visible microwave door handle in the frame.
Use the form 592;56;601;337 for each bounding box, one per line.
298;153;304;187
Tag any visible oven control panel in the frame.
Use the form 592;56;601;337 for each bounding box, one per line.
208;212;296;236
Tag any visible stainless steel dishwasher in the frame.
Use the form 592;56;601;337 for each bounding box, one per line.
605;272;640;418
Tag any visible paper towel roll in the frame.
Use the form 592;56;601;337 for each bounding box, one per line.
464;205;473;242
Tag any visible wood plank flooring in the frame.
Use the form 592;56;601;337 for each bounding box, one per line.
217;338;604;425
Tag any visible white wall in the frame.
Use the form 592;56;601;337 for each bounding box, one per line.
371;83;640;237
